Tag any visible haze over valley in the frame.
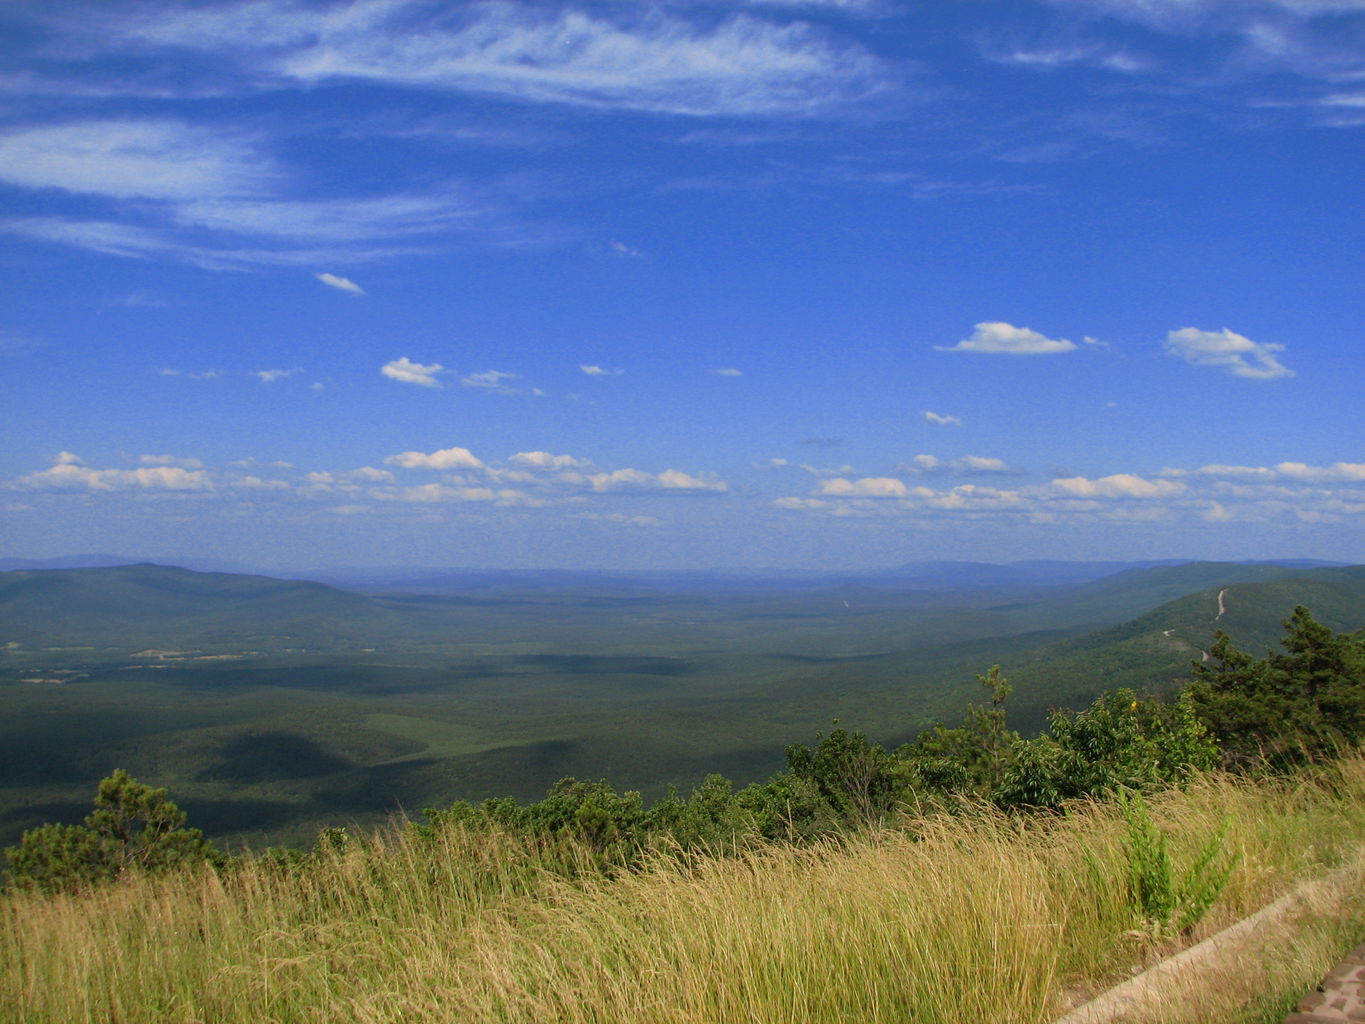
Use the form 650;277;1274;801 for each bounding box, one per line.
3;557;1361;849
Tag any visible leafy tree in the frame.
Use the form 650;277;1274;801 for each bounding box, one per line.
5;769;222;893
783;725;909;828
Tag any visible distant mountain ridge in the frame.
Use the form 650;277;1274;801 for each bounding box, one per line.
0;563;394;647
0;555;1348;592
2;559;1358;653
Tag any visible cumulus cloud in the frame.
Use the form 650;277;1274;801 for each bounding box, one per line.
772;450;1363;529
235;475;290;490
923;410;962;427
509;451;589;470
1162;327;1294;380
1050;473;1185;498
345;466;394;482
1274;461;1365;482
381;356;446;388
316;271;365;295
936;321;1078;355
906;454;1017;475
587;468;726;492
817;476;909;497
580;364;623;376
384;446;484;470
18;461;212;491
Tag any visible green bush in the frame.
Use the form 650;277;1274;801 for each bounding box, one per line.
4;769;222;893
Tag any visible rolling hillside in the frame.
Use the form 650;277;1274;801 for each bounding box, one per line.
996;565;1365;728
0;563;400;648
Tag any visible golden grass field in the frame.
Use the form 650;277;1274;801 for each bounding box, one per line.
6;755;1365;1024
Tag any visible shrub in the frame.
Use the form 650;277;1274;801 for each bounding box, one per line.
4;769;222;893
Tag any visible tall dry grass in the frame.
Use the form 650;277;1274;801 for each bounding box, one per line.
5;756;1365;1024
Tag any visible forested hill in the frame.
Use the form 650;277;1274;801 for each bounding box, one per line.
997;565;1365;727
1;559;1362;850
0;563;396;647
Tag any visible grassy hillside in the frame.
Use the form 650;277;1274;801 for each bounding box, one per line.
5;756;1365;1023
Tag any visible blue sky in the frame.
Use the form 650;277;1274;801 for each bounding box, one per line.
1;0;1362;571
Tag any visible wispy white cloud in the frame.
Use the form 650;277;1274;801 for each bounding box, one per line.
176;192;485;243
715;367;743;377
1;213;442;270
1163;327;1294;380
608;240;645;258
158;367;221;380
983;40;1151;73
923;410;962;427
1041;0;1365;91
800;463;858;477
1165;461;1365;483
936;322;1079;356
381;357;446;388
0;119;276;201
256;367;303;383
316;272;365;295
575;511;664;527
461;369;519;393
0;113;528;269
744;0;889;11
121;2;893;118
580;364;624;377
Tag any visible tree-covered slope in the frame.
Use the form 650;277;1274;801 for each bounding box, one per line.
0;563;399;647
996;566;1365;731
